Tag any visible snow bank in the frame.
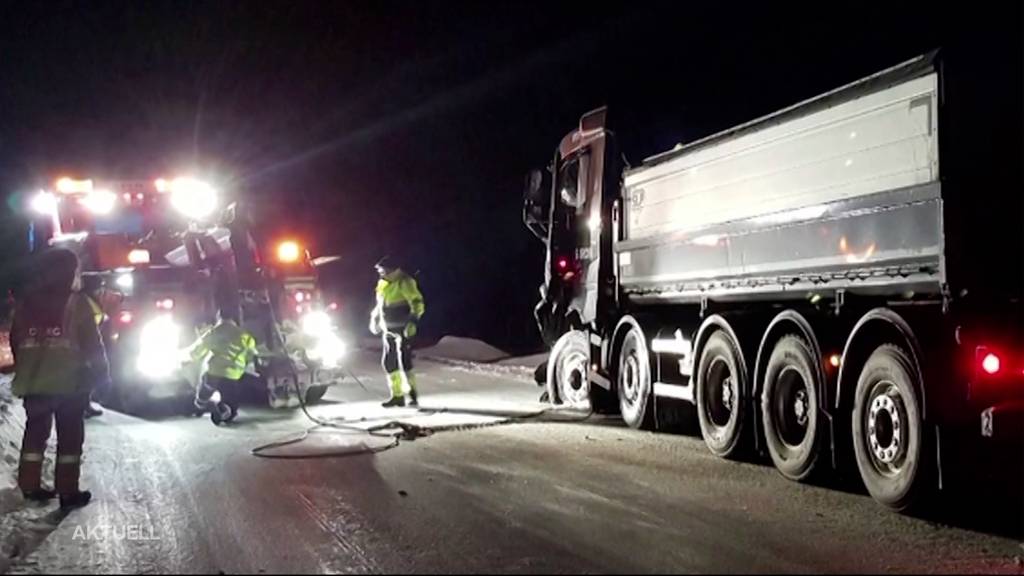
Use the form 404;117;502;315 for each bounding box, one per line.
418;336;509;363
496;353;549;370
418;338;546;383
1;374;22;491
358;335;546;383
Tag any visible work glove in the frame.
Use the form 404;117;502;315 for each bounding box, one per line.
369;319;382;336
403;322;417;339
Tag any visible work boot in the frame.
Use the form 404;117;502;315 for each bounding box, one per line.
17;457;44;496
210;402;232;425
55;456;88;510
59;490;92;510
84;402;104;419
408;390;419;408
381;396;406;408
22;489;57;502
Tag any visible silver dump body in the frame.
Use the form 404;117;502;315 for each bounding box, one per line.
616;55;947;304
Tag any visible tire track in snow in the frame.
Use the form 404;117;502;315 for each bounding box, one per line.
294;489;380;574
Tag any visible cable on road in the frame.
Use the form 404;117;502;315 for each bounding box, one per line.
251;321;594;459
249;365;595;460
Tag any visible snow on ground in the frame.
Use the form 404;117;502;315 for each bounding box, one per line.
1;374;22;491
0;374;63;574
357;335;547;383
416;337;546;383
418;336;509;363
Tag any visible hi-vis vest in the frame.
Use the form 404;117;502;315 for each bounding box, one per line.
189;321;257;380
374;270;425;330
11;293;94;397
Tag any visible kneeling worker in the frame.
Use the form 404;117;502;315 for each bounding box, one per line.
187;308;258;425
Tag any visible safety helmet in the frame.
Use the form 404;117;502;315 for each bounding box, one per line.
374;256;397;276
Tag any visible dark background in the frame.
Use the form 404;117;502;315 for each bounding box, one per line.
0;2;1017;353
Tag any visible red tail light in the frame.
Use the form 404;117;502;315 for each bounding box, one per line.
328;302;339;311
557;258;568;270
981;353;1001;375
118;311;133;324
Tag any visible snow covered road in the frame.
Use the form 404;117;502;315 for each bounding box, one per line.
1;353;1021;574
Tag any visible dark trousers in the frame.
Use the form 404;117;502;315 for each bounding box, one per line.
381;333;413;374
196;374;238;409
19;393;89;495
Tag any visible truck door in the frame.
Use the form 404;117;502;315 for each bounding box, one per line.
525;108;614;345
552;148;603;327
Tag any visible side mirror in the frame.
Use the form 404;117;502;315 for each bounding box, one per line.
522;169;549;242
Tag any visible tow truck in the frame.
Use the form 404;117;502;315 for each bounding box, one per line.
25;176;347;413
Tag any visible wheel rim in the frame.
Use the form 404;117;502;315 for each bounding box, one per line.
865;380;908;477
619;332;649;422
622;351;641;405
558;345;590;408
705;356;736;428
773;366;810;447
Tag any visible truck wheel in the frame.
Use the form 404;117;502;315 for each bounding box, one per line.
304;385;329;405
617;325;653;429
852;344;930;512
696;331;746;458
762;335;822;481
550;331;592;410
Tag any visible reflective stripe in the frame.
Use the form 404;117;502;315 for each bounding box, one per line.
56;455;82;465
20;453;44;463
86;296;104;326
654;382;695;402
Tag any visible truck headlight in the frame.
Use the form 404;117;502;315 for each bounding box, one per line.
169;177;218;220
300;311;346;368
301;311;331;337
309;332;347;369
136;315;181;379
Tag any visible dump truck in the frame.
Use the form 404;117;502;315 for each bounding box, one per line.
522;49;1022;511
25;176;347;413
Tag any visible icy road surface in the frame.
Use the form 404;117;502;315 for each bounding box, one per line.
1;353;1021;574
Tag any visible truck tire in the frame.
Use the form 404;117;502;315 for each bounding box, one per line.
617;325;653;429
696;331;746;458
852;344;930;512
762;335;822;481
304;385;329;405
549;331;592;410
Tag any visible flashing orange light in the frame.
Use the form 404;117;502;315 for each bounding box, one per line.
56;177;93;194
277;241;302;263
828;354;842;368
128;249;151;265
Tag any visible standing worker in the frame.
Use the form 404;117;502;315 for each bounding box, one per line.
369;257;425;408
186;308;258;425
80;275;110;418
11;248;108;509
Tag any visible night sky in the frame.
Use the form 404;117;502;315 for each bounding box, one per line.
0;3;1018;352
